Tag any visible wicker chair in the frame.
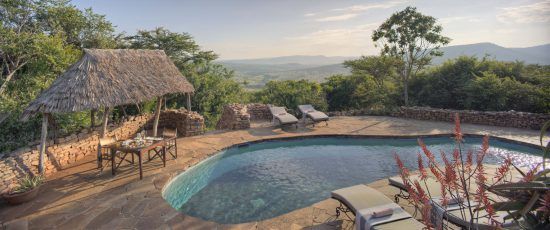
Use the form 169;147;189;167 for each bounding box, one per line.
162;128;178;159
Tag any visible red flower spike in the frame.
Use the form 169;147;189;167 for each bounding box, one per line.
523;163;540;182
394;153;410;179
452;148;460;167
418;138;436;165
454;113;463;142
418;153;427;180
440;183;448;207
465;150;473;173
494;157;512;183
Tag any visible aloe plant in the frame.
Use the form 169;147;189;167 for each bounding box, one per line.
12;174;44;194
477;120;550;229
395;115;550;229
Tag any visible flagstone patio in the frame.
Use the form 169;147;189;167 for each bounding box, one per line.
0;116;544;230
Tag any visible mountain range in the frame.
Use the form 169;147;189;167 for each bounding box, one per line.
218;42;550;88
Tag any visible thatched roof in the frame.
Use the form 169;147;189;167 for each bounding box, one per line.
22;49;194;120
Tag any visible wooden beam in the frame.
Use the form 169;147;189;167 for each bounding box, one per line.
186;93;192;111
38;113;49;174
153;97;163;137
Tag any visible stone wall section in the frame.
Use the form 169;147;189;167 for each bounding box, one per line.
216;104;250;130
329;106;549;130
216;104;273;130
145;109;205;137
0;109;204;194
246;103;272;121
395;107;549;130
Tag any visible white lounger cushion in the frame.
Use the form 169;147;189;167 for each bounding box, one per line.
298;104;329;122
356;203;412;230
331;185;393;213
331;184;424;230
306;111;329;121
269;106;298;125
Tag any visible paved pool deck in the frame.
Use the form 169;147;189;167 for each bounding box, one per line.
0;116;546;230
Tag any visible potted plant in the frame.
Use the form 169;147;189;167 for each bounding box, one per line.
3;174;44;205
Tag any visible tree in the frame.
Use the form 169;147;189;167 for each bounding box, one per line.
0;0;109;152
343;55;397;88
0;0;116;95
124;27;217;71
125;28;245;127
372;6;450;105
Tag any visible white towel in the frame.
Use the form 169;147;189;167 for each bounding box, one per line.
355;203;412;230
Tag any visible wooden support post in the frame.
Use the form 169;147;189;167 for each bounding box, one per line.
186;93;192;111
90;109;96;128
153;97;163;137
100;107;111;138
38;113;49;174
98;107;111;169
121;106;128;119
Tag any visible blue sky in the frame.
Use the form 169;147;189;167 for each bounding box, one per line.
72;0;550;59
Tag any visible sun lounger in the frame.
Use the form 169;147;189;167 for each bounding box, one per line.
388;175;442;202
269;106;298;128
389;175;517;229
298;104;329;126
331;184;425;230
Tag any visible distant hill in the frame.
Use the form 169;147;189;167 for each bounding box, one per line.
218;56;351;88
434;42;550;65
220;55;353;66
220;43;550;88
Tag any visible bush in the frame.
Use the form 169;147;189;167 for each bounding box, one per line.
409;56;550;113
253;80;327;114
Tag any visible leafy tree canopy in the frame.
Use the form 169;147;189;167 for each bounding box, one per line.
372;6;450;105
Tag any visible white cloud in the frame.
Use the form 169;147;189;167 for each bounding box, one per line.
497;0;550;23
315;13;359;22
286;23;379;45
279;23;380;57
307;0;408;22
332;0;409;12
439;16;481;24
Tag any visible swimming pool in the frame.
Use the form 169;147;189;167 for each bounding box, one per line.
162;136;541;224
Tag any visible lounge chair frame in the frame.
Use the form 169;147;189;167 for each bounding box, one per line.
269;106;299;129
298;104;329;127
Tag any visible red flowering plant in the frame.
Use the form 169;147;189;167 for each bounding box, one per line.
394;114;550;229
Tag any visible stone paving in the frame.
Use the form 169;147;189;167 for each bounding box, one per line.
0;116;545;230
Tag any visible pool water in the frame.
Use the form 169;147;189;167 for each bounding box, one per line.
162;136;540;224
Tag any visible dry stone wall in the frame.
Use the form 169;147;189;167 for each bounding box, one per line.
246;103;272;121
0;109;204;194
216;104;250;130
145;109;205;137
216;104;273;130
395;107;549;130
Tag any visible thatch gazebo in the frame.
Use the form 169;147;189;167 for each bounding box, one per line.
22;49;195;173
